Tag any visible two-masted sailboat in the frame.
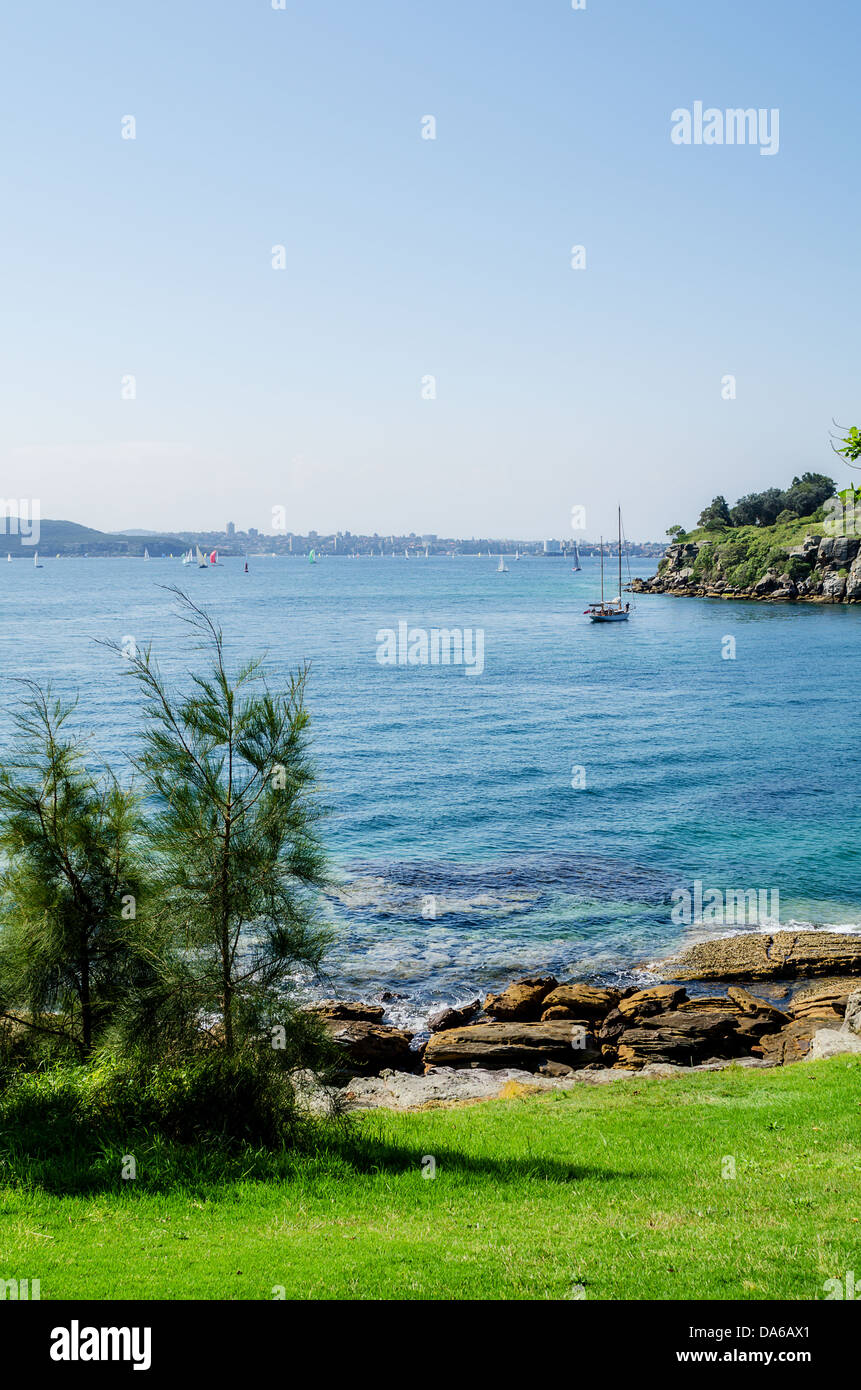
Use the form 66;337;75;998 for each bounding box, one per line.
584;507;631;623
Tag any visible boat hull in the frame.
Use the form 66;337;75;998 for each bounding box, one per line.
589;611;629;622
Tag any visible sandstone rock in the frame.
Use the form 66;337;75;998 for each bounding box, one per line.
807;1029;861;1062
822;571;846;600
427;999;481;1032
754;570;780;594
617;983;687;1018
755;1016;838;1064
423;1019;599;1071
678;994;739;1013
846;555;861;601
307;999;386;1023
659;931;861;982
615;1009;740;1068
788;978;855;1019
483;975;558;1021
325;1019;415;1073
727;985;790;1025
831;535;860;566
540;983;621;1020
538;1060;576;1077
844;989;861;1035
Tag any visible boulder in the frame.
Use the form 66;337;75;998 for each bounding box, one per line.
727;985;790;1025
755;1016;838;1065
539;983;621;1020
754;570;780;595
659;931;861;982
822;571;846;600
483;975;558;1020
324;1020;415;1073
807;1029;861;1062
307;999;386;1023
423;1020;600;1071
427;999;481;1032
844;988;861;1036
615;1009;740;1068
616;983;687;1018
846;555;861;601
831;535;859;566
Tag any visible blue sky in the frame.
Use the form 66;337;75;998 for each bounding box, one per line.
1;0;859;539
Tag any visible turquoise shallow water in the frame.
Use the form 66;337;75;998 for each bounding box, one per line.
1;554;859;1029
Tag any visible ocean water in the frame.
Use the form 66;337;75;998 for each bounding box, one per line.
1;553;859;1031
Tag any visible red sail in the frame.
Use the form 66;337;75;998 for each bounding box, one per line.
209;550;217;564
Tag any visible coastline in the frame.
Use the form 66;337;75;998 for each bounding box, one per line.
309;928;861;1109
631;532;861;604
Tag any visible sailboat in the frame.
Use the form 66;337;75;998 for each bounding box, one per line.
181;548;193;565
514;548;520;561
308;549;316;564
143;547;150;561
6;553;11;563
585;508;630;622
572;540;582;572
244;556;249;573
497;554;509;573
196;545;208;568
34;551;43;569
209;549;218;566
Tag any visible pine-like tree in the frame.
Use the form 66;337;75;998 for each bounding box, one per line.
112;590;332;1062
0;683;150;1059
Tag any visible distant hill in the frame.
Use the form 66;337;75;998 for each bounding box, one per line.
0;519;185;557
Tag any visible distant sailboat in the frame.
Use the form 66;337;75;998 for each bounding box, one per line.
514;548;520;561
244;556;249;573
34;551;43;569
197;545;208;568
209;549;218;566
497;555;509;573
181;549;192;565
143;547;150;561
308;549;316;564
6;553;11;563
572;540;582;572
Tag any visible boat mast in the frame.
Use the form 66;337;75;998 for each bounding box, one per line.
600;536;604;605
618;506;622;608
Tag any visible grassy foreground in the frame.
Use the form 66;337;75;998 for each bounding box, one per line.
1;1057;859;1301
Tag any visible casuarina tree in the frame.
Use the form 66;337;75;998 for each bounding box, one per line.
0;683;150;1059
111;590;332;1064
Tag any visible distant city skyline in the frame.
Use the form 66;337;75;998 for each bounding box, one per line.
2;1;859;540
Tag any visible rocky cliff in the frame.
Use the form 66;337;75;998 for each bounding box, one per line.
632;530;861;603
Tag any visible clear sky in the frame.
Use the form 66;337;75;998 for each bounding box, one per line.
2;0;859;540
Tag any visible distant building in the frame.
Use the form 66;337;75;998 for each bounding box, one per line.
226;521;235;537
248;527;258;538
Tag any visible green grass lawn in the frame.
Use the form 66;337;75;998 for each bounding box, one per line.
2;1058;859;1300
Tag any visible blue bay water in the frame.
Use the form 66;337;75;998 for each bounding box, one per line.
1;553;859;1030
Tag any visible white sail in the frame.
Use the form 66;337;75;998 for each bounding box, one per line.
197;545;208;568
